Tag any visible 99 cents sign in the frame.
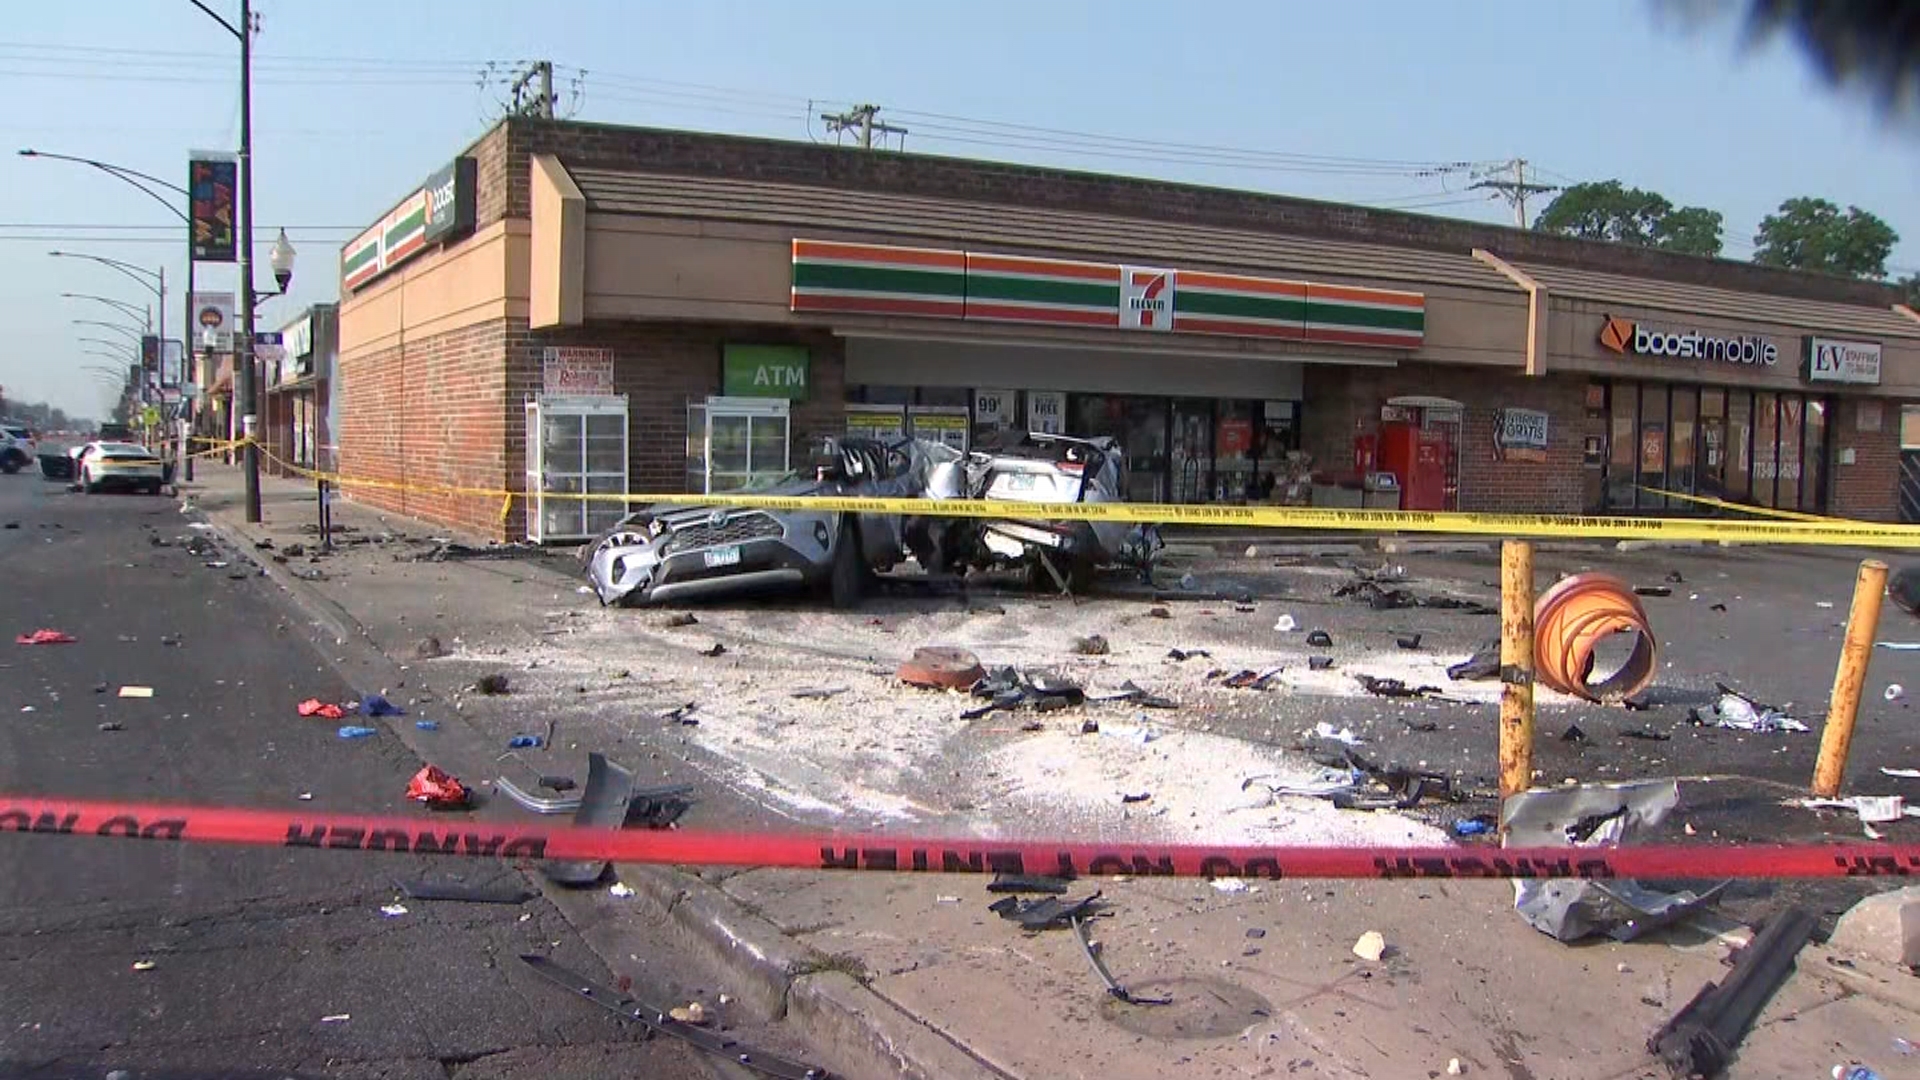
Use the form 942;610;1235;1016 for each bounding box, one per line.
973;389;1013;427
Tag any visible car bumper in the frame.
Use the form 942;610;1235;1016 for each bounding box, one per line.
589;535;822;605
89;468;164;488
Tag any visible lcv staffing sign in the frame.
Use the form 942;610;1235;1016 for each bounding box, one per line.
341;157;476;292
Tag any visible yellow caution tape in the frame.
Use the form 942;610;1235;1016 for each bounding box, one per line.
1639;486;1836;524
249;447;1920;548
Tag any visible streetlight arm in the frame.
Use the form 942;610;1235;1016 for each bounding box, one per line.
72;320;145;343
62;293;150;323
49;252;163;299
18;150;190;222
187;0;243;39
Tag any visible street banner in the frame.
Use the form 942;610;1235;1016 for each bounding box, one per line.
188;152;237;263
191;292;235;352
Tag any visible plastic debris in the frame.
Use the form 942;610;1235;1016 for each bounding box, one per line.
1210;878;1249;894
1447;641;1501;681
1876;642;1920;651
1834;1067;1882;1080
337;725;377;739
14;629;75;645
1881;767;1920;779
1798;795;1905;823
97;721;122;732
1313;721;1364;745
360;693;405;717
1071;634;1111;656
1396;632;1422;650
1166;647;1210;661
609;882;636;898
1221;666;1283;690
1691;684;1809;733
319;1014;350;1024
378;903;408;917
1447;1059;1464;1077
1888;684;1906;702
1273;614;1297;632
1307;655;1334;671
298;698;345;719
131;960;156;971
669;1002;709;1026
1634;585;1672;597
698;642;727;658
1453;819;1495;837
415;719;439;731
1148;606;1171;619
1356;674;1441;699
406;765;470;807
1305;629;1333;648
117;686;153;699
1352;930;1387;962
508;734;544;749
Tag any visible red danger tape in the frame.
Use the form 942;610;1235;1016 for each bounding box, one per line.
4;795;1916;881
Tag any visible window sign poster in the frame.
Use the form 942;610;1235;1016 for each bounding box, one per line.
973;388;1015;427
909;407;970;452
1493;407;1550;463
845;404;906;442
1640;423;1667;474
1027;390;1066;434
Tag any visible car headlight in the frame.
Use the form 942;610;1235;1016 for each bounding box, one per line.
646;518;667;538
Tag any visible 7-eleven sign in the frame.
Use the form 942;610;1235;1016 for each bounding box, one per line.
1121;267;1174;331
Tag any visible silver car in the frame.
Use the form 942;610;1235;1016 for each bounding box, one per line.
585;437;962;607
959;432;1162;590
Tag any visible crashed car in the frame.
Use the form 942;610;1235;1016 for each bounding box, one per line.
584;437;963;607
955;431;1162;591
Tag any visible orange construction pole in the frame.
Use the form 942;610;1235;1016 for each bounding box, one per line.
1499;539;1537;800
1812;559;1889;798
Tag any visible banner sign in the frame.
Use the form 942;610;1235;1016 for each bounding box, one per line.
1494;407;1550;463
188;152;237;263
191;292;235;353
721;344;809;399
541;347;616;395
1805;336;1883;386
342;157;476;293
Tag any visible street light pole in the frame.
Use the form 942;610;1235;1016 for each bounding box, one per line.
236;0;259;522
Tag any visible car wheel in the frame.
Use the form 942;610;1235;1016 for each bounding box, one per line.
145;482;163;496
0;454;20;475
827;520;868;609
81;469;97;495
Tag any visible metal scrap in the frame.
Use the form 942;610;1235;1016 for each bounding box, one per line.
962;667;1085;719
1073;915;1172;1007
1648;908;1816;1079
1689;683;1809;733
1355;674;1443;699
988;890;1103;931
1091;680;1178;709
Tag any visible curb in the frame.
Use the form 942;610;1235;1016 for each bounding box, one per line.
192;496;997;1080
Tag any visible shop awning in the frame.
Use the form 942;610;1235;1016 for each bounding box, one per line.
569;168;1517;295
268;376;316;394
1508;259;1920;340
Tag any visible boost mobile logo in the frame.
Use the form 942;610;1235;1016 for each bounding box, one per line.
1599;315;1778;366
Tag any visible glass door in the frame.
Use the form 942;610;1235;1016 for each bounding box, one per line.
699;396;790;493
525;394;630;543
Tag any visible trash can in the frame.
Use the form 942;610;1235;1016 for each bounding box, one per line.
1361;472;1402;510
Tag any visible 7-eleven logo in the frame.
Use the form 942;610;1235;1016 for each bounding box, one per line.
1121;267;1174;331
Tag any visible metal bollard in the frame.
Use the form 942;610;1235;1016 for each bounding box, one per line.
1812;559;1889;798
1499;539;1537;800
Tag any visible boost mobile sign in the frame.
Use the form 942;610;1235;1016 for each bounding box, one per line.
1599;315;1778;367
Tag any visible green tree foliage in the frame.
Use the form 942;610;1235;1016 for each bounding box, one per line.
1752;196;1899;278
1532;180;1725;257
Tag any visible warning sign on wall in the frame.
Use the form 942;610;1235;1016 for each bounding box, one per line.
542;347;615;396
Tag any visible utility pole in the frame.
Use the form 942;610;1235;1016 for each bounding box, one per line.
1470;158;1558;229
507;61;556;119
820;104;907;150
237;0;260;522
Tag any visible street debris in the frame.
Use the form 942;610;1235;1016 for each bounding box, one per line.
412;636;448;660
698;642;727;658
1877;641;1920;651
1453;818;1495;837
659;702;698;724
1403;719;1438;732
1149;606;1171;619
963;667;1085;718
1073;914;1172;1006
1881;767;1920;779
1446;641;1501;681
397;878;534;905
1561;724;1589;744
1165;647;1210;661
1505;779;1724;943
1092;680;1178;709
131;960;156;972
415;719;439;731
1072;634;1111;656
1352;931;1388;962
1355;673;1444;699
1307;655;1335;671
1818;600;1836;609
1690;683;1810;733
522;955;829;1080
1220;666;1283;690
360;693;405;717
97;722;122;732
1533;573;1657;703
298;698;346;720
898;645;986;690
474;673;511;695
1209;877;1249;893
405;765;470;808
1447;1059;1464;1077
117;686;153;699
1080;718;1100;734
379;903;409;917
318;1014;350;1024
1313;721;1364;745
1797;795;1908;824
988;873;1070;894
1887;683;1906;702
1648;907;1815;1079
1634;585;1672;598
1119;791;1151;804
1305;630;1333;648
507;734;544;749
539;775;575;791
14;629;75;645
609;882;636;898
1273;614;1297;632
337;725;377;739
544;752;636;887
1619;728;1672;742
668;1001;709;1025
1395;632;1422;650
989;890;1104;930
789;686;847;700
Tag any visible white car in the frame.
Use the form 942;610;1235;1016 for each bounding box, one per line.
0;424;34;474
77;441;166;495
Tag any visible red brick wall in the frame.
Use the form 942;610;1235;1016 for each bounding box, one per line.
483;118;1901;309
1302;365;1598;514
337;319;513;536
1830;397;1904;521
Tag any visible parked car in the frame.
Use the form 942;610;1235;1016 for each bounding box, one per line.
0;425;35;474
75;441;166;495
953;431;1163;591
584;437;963;607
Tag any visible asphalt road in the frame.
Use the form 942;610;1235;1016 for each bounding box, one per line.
0;473;720;1080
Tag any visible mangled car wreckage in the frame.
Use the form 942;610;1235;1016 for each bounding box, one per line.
583;432;1161;606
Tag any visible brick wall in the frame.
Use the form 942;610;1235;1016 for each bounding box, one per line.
1302;365;1598;515
479;117;1903;310
1830;397;1904;521
337;318;513;536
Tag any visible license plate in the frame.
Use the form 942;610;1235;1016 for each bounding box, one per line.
703;546;741;568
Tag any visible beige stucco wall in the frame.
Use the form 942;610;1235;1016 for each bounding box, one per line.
1546;295;1920;397
338;220;530;360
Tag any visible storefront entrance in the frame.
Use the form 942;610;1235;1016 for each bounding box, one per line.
1598;380;1832;514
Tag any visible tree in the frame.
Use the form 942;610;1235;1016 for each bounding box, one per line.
1533;180;1725;257
1751;196;1899;278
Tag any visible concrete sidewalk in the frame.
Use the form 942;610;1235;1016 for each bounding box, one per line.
176;464;1920;1080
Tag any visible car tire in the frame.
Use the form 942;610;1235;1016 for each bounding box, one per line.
827;520;867;609
0;454;20;475
81;469;97;495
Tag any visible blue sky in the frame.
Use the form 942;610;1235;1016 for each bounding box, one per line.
5;0;1918;419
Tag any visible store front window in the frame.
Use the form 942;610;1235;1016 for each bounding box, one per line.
1600;379;1831;514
